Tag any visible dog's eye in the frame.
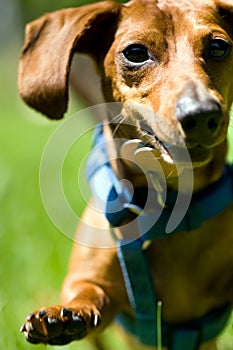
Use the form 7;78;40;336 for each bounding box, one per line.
208;38;231;61
122;44;150;64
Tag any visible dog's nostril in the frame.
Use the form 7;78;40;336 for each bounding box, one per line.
176;86;223;143
184;117;197;131
208;117;219;132
181;114;221;136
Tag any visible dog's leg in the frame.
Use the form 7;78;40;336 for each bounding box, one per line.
21;206;126;346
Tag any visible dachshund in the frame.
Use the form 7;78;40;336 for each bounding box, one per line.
18;1;233;349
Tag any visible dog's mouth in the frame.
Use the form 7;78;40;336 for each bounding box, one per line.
138;121;214;169
120;101;222;171
185;145;213;166
156;142;213;168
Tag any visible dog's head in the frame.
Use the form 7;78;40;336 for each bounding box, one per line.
18;0;233;174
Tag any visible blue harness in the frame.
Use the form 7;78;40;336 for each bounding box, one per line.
86;125;232;350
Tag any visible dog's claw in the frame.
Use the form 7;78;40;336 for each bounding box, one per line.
61;307;72;318
36;310;47;318
26;313;35;321
20;324;27;333
48;316;58;324
93;313;101;327
21;305;97;345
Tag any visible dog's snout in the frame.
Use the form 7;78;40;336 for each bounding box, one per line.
176;93;223;146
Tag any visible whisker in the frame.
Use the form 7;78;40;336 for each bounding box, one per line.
110;113;128;138
111;112;125;124
167;169;175;179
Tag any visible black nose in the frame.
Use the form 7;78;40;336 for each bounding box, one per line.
176;91;223;146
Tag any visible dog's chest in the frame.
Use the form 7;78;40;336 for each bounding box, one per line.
146;202;233;323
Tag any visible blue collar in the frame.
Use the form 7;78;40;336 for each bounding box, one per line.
86;124;233;350
87;125;233;237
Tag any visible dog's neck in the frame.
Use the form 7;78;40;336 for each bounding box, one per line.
104;124;228;193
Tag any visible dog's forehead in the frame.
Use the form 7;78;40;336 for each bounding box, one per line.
123;0;216;10
120;0;218;27
116;0;222;46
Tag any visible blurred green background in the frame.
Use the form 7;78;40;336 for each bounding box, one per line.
0;0;232;349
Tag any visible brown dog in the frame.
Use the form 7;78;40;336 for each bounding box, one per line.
18;1;233;349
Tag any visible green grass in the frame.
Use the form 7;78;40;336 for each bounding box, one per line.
0;43;232;350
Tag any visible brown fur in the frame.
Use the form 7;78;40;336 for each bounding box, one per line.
19;1;233;349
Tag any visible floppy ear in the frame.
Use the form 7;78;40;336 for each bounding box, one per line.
18;1;120;119
215;0;233;19
216;0;233;9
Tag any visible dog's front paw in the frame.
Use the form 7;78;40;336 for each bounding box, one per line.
20;305;101;345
